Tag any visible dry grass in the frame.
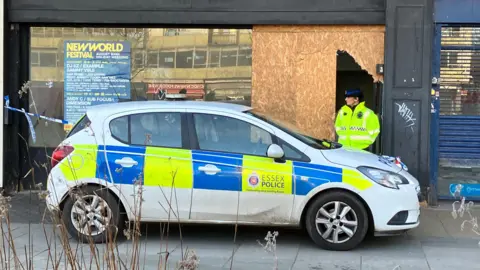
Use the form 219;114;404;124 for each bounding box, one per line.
0;168;203;270
2;80;207;269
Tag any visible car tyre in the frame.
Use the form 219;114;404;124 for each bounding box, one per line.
305;191;369;251
61;185;124;243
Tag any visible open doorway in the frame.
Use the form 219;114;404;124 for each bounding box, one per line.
335;50;382;153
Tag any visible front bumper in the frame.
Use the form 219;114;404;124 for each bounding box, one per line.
363;183;421;232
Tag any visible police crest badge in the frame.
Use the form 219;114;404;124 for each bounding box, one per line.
357;112;363;119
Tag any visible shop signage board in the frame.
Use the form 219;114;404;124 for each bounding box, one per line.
63;40;131;131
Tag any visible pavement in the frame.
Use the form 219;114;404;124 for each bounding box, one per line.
2;191;480;270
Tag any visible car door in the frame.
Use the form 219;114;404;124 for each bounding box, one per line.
102;108;193;221
187;109;295;223
99;112;149;217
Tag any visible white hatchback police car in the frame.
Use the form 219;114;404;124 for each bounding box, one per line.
46;100;421;251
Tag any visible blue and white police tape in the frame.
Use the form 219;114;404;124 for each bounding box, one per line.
4;95;71;143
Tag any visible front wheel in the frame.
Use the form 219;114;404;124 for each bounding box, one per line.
305;191;369;251
61;185;124;243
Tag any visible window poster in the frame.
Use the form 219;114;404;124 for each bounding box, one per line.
63;40;131;131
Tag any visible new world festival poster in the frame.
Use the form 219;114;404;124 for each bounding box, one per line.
63;40;131;131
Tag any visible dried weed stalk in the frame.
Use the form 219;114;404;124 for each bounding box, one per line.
257;231;279;270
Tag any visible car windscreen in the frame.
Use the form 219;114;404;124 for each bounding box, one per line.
244;110;341;150
66;114;91;138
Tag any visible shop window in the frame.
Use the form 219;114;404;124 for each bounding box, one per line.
220;49;237;67
30;52;40;67
209;50;221;67
28;27;252;149
159;52;175;68
194;49;207;68
209;29;238;46
147;51;159;68
176;50;194;68
238;49;252;66
39;52;57;67
58;52;65;67
134;51;145;69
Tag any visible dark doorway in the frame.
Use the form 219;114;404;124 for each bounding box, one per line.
335;50;376;112
335;50;382;154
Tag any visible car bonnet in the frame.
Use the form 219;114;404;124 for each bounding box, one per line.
319;146;404;174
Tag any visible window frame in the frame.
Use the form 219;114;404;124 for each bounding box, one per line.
186;111;310;162
186;111;278;158
66;114;91;138
275;137;311;163
108;111;189;149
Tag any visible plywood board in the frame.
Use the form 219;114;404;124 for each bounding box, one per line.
252;25;385;141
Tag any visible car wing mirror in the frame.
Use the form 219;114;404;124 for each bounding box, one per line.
267;144;285;159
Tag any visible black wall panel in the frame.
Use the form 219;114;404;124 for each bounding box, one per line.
8;0;385;25
383;0;433;191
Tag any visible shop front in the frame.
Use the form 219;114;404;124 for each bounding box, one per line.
3;0;434;197
430;0;480;200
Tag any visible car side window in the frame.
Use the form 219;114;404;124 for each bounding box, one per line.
193;113;273;156
110;116;129;143
109;112;182;148
130;112;182;148
277;138;307;161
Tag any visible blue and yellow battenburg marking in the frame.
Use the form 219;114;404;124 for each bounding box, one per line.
58;144;373;195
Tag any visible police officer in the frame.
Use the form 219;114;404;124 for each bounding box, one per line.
334;89;380;151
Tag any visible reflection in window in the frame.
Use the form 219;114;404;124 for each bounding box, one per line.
176;50;194;68
130;113;182;148
238;49;252;66
133;51;145;69
29;27;252;148
194;49;207;68
110;116;129;143
31;52;40;67
159;52;175;68
221;49;237;67
40;52;57;67
147;51;159;68
209;50;221;68
193;114;272;156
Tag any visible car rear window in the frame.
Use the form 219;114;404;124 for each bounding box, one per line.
66;114;91;138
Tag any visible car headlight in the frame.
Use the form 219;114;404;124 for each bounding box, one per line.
357;166;409;189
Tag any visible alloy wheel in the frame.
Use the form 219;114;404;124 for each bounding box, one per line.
315;201;358;244
71;194;112;236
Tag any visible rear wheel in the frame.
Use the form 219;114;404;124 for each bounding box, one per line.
61;186;124;243
305;191;369;251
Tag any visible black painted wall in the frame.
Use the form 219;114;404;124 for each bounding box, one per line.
3;24;30;194
8;0;385;24
382;0;434;196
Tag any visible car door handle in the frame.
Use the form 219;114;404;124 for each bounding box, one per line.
199;164;221;175
115;157;138;168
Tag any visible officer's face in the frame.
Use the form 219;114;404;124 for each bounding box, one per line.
345;96;358;106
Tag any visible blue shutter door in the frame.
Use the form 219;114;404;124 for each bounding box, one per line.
438;25;480;198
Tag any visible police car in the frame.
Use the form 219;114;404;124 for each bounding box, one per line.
45;99;421;251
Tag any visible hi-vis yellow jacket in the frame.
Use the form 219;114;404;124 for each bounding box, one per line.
334;102;380;150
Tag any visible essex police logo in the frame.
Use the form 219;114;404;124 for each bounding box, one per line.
357;112;363;119
343;112;347;116
248;172;260;188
